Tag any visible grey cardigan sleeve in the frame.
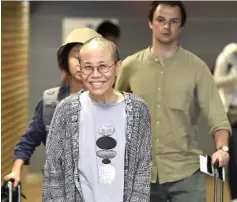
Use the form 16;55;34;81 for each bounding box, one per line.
130;102;152;202
43;99;69;202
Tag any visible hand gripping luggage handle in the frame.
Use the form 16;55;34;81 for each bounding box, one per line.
213;160;224;202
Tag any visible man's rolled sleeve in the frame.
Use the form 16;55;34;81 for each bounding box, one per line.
196;63;232;136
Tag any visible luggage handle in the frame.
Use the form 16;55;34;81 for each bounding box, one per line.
6;180;22;202
7;181;13;202
214;160;224;202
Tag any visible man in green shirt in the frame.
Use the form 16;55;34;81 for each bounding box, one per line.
115;1;231;202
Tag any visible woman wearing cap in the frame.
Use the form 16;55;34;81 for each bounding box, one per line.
3;28;101;187
43;37;152;202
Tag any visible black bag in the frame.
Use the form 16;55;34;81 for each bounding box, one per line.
1;179;26;202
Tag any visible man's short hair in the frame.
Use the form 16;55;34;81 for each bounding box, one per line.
148;1;187;27
96;21;121;38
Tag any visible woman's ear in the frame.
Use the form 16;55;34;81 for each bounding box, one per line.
115;60;122;76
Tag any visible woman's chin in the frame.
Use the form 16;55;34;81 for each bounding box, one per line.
88;88;106;96
74;74;82;81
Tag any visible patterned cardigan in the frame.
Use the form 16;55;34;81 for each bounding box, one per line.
43;91;152;202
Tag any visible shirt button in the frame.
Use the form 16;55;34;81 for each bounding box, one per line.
155;59;158;62
158;88;161;91
157;121;160;125
160;71;163;74
157;104;160;108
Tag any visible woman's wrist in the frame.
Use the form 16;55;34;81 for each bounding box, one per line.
12;159;24;172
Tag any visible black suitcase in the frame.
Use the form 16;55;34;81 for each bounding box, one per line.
1;179;24;202
213;160;224;202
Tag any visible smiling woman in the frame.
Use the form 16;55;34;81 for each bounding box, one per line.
43;37;152;202
79;37;121;103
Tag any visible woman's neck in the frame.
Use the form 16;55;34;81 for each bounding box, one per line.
88;89;123;104
69;78;85;94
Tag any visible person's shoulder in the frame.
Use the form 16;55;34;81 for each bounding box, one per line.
43;85;68;102
180;47;210;74
124;92;148;109
42;86;61;109
59;90;83;107
122;47;149;68
130;47;149;60
43;86;60;96
180;47;208;68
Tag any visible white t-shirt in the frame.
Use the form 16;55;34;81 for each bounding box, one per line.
78;92;126;202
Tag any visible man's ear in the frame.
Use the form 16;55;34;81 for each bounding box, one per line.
149;20;153;30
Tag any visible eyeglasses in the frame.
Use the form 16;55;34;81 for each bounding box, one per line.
80;62;117;75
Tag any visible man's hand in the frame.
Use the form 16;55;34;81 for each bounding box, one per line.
212;129;230;167
211;150;229;167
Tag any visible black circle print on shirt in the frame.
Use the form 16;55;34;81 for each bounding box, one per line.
102;159;111;164
96;136;117;149
96;124;117;164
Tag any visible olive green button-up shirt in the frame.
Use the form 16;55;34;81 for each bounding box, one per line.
115;46;231;183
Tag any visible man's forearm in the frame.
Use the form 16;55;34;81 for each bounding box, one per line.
213;129;230;148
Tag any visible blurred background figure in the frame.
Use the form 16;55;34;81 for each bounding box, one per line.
213;43;237;111
213;42;237;202
96;20;121;45
96;20;121;87
60;69;69;85
3;28;101;188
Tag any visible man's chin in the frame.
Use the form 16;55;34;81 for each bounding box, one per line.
159;39;174;45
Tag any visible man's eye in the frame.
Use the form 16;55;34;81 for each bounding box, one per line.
157;18;164;22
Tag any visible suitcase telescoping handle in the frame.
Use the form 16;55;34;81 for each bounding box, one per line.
7;181;13;202
17;181;21;202
7;180;21;202
214;160;224;202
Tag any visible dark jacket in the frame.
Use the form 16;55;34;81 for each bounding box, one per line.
14;84;69;164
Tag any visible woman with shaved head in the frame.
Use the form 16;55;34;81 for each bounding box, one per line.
43;37;152;202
